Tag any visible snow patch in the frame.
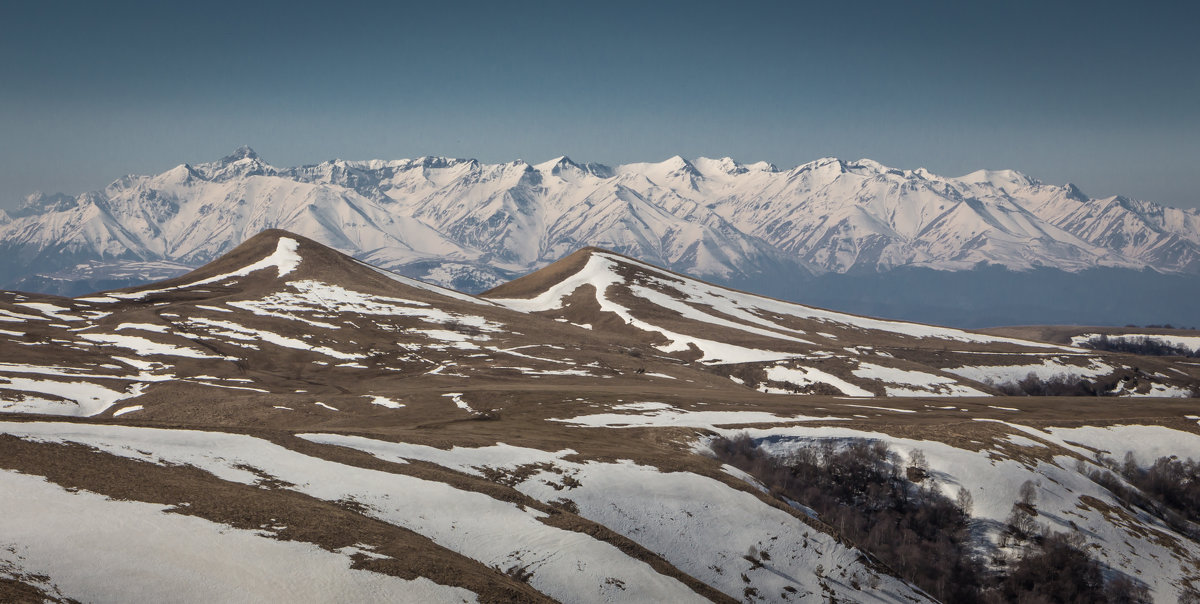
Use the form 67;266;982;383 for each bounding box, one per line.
945;357;1115;386
79;333;231;360
550;404;840;429
763;365;873;397
0;378;146;416
367;396;404;409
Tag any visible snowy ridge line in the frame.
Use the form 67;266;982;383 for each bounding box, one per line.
493;250;1071;352
945;358;1113;386
484;249;1199;397
107;237;303;301
493;253;805;364
6;148;1200;300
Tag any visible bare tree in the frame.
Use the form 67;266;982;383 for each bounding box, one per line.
956;487;974;516
1018;480;1038;507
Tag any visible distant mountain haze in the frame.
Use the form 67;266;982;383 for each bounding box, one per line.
3;147;1198;327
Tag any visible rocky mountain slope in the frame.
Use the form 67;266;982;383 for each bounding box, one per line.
4;148;1198;300
2;231;1199;602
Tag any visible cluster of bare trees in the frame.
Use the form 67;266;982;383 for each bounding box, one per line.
1088;452;1200;540
1080;334;1199;358
992;373;1106;396
711;435;1158;603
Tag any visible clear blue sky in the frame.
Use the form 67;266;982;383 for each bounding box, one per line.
2;1;1197;209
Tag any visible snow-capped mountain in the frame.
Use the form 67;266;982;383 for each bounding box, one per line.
3;147;1198;298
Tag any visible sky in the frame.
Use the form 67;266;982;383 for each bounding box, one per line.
2;0;1197;210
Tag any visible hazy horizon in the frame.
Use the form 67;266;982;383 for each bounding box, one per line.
3;0;1197;210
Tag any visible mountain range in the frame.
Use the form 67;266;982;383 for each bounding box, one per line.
3;147;1199;326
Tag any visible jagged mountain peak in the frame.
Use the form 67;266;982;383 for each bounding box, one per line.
415;155;477;169
662;154;698;173
693;157;748;176
746;160;778;173
789;157;908;179
222;145;260;162
529;156;614;180
160;163;204;184
542;155;576;167
12;191;78;217
1062;183;1089;202
789;156;847;175
956;167;1038;189
534;155;580;175
192;146;275;181
614;155;703;186
845;158;894;173
788;156;934;180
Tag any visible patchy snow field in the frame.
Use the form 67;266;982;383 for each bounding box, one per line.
548;403;840;430
762;365;873;396
0;470;475;603
720;422;1200;601
79;332;231;360
229;279;503;334
303;433;928;603
851;362;989;397
0;423;704;604
945;357;1115;385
